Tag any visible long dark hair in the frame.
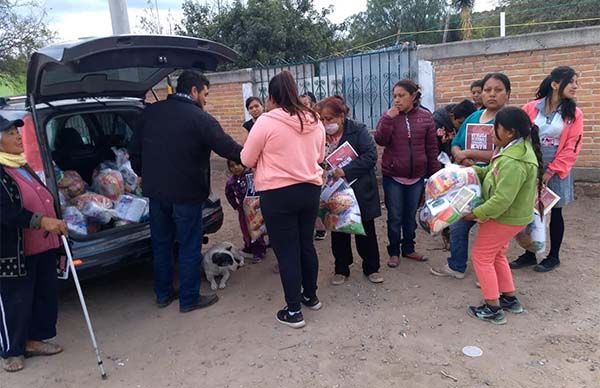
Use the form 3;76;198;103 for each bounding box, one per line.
494;106;544;216
393;79;422;108
535;66;577;122
268;71;318;131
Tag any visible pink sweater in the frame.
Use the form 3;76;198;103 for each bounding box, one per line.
241;108;325;192
522;99;584;179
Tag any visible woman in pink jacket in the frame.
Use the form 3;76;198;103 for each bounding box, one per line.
510;66;584;273
241;71;325;329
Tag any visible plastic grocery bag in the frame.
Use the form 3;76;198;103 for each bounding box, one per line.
420;153;482;234
318;177;365;235
71;192;113;210
63;206;87;235
81;202;113;224
58;170;86;198
242;173;267;242
113;195;149;223
515;213;547;253
111;147;140;194
92;169;125;200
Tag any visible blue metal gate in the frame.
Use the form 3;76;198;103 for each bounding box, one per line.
253;42;418;129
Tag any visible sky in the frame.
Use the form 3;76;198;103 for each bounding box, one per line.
44;0;498;41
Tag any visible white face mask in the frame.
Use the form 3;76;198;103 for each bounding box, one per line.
324;123;340;135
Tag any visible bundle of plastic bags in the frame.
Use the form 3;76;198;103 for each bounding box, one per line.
420;153;482;234
92;169;125;200
63;206;87;235
113;195;149;223
112;147;140;194
71;192;113;210
318;178;365;235
58;170;86;198
242;173;267;242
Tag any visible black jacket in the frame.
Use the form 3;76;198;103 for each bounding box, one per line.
0;165;45;277
130;95;242;203
339;119;381;222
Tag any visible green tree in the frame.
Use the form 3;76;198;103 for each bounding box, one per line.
176;0;345;67
453;0;475;40
0;0;54;94
343;0;447;48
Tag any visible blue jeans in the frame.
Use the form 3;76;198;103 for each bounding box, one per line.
382;176;424;257
149;199;204;308
447;218;476;273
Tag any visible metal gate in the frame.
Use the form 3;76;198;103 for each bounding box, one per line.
253;42;418;129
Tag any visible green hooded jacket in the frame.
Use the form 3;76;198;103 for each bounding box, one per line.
472;139;539;225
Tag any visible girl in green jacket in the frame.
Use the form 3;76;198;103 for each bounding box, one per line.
464;107;544;325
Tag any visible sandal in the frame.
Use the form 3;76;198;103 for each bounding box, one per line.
387;256;400;268
2;356;25;372
402;252;428;262
24;341;63;358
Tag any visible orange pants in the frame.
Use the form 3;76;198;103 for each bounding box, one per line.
472;220;525;301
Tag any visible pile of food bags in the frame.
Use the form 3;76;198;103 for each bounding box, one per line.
242;173;267;242
318;178;365;235
419;153;482;234
56;148;148;236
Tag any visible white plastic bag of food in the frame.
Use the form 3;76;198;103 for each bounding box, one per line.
92;169;125;200
515;213;547;253
113;195;149;223
63;206;87;235
318;178;365;235
81;201;113;224
242;173;267;242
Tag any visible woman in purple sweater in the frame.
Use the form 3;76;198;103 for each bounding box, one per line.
375;80;440;268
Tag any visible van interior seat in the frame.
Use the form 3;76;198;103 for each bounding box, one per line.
52;127;103;184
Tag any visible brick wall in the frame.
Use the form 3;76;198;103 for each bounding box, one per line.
148;81;248;146
432;44;600;169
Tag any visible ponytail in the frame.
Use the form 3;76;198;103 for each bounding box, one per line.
529;124;545;218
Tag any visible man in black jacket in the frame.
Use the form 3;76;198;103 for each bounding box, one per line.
129;71;243;313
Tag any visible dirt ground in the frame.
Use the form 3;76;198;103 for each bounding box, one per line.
3;165;599;388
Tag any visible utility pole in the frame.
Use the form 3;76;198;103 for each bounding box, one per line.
108;0;131;35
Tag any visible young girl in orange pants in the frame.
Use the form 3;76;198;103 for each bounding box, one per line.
464;106;543;325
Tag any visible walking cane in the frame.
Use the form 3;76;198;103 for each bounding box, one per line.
61;235;108;380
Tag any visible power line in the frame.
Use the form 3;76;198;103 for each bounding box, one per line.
319;16;600;61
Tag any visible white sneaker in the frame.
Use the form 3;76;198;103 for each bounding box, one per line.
430;264;465;279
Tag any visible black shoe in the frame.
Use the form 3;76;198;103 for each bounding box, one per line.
301;295;322;311
534;256;560;272
276;308;305;329
467;304;507;325
156;290;179;308
500;295;524;314
179;294;219;313
510;252;537;269
314;230;327;241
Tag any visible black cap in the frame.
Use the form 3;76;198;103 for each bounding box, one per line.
0;115;24;133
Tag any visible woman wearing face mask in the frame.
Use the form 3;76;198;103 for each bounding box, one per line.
510;66;584;273
375;80;440;268
431;73;512;280
318;96;383;285
243;97;264;132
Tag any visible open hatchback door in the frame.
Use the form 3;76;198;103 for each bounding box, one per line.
26;34;239;103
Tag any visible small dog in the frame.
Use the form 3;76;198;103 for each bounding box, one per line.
203;242;248;290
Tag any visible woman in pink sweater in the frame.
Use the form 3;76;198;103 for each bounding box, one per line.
241;71;325;329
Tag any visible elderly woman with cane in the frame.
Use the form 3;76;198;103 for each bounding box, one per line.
0;114;67;372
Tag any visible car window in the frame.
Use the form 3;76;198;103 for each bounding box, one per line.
64;115;94;145
95;112;134;143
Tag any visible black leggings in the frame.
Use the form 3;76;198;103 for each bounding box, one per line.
548;207;564;259
260;183;321;312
